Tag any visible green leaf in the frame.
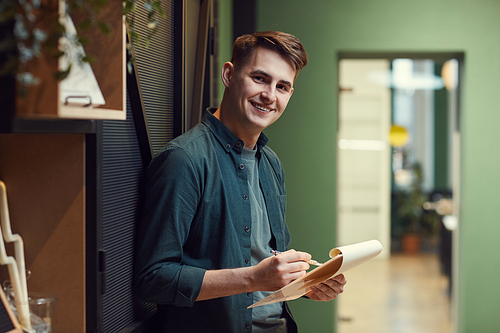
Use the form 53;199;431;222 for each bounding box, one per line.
82;54;97;63
130;31;141;43
98;21;112;35
122;1;136;14
78;35;91;45
55;65;72;81
152;1;166;18
94;0;109;9
0;5;16;23
158;7;166;18
129;1;137;12
56;21;66;34
77;18;93;30
55;51;66;58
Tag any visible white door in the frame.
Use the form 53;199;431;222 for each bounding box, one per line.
337;59;391;258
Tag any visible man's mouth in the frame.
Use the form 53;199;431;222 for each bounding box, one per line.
250;101;272;112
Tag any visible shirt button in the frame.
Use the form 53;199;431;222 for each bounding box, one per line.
243;194;248;200
239;164;245;170
244;226;250;233
247;292;252;296
245;258;250;264
236;141;242;147
245;322;251;329
226;143;231;148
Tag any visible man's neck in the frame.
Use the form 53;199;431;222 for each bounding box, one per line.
213;106;260;150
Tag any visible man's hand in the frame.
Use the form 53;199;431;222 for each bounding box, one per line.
196;249;311;301
304;274;347;301
250;249;312;291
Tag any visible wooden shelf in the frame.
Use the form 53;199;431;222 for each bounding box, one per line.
16;0;126;120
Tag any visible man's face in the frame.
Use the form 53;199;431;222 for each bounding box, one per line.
222;47;296;135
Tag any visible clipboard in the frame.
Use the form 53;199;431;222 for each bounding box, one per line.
0;288;22;333
248;239;383;308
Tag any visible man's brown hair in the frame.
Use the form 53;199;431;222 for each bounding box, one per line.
231;31;308;77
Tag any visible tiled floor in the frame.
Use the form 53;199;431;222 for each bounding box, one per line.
337;253;453;333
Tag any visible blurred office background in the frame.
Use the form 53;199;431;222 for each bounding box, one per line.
239;1;500;333
2;1;499;332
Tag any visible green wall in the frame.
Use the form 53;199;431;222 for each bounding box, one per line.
251;1;500;332
216;0;232;101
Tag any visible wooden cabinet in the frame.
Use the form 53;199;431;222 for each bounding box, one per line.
15;0;125;120
0;134;86;332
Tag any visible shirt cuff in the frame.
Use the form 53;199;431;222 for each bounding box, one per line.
174;265;206;307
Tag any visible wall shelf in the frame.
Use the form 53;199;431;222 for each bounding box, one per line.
15;0;125;120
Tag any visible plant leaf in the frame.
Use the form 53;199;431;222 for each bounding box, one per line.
55;65;72;81
78;18;93;30
98;21;112;35
82;54;97;63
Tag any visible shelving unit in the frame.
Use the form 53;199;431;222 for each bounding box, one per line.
0;0;186;331
15;0;126;120
0;2;127;332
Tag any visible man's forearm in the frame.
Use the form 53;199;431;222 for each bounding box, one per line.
195;251;312;301
196;266;257;301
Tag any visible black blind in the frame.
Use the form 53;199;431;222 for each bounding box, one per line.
132;0;176;154
100;1;176;331
98;0;177;333
101;96;155;333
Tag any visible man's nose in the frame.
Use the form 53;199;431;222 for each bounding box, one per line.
261;85;277;103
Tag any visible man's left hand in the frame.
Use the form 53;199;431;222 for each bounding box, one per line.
304;274;347;301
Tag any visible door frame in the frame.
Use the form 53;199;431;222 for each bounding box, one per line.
336;51;464;333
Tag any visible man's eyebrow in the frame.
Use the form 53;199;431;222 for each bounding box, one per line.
279;79;293;89
250;70;292;88
250;69;271;79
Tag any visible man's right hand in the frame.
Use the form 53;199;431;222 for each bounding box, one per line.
196;249;311;301
250;249;312;291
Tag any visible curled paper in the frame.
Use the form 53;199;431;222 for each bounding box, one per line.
248;240;383;308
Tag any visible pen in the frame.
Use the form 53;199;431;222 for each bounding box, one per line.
270;250;323;266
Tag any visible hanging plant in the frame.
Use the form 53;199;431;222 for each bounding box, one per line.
0;0;165;94
123;0;166;73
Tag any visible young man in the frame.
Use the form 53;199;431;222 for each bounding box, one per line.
134;31;347;332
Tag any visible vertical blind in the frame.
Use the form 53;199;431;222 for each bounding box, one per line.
100;1;176;332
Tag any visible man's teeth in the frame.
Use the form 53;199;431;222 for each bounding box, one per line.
252;102;271;112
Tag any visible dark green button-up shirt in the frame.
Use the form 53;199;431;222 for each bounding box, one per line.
133;109;295;332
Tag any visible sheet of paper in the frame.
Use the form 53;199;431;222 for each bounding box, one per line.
59;13;106;106
248;240;383;308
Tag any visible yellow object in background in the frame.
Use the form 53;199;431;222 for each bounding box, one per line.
389;125;409;147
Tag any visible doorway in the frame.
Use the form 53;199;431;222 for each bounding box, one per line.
336;53;462;333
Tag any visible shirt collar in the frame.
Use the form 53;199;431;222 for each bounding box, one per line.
203;108;269;153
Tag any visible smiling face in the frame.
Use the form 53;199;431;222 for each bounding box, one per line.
217;47;296;147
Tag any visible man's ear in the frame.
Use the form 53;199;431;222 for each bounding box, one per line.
221;62;234;88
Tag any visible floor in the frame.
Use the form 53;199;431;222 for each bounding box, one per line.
337;253;453;333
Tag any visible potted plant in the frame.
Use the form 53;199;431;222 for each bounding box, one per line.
394;163;429;253
1;0;165;89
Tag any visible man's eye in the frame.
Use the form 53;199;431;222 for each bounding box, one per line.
277;84;289;92
253;76;263;82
